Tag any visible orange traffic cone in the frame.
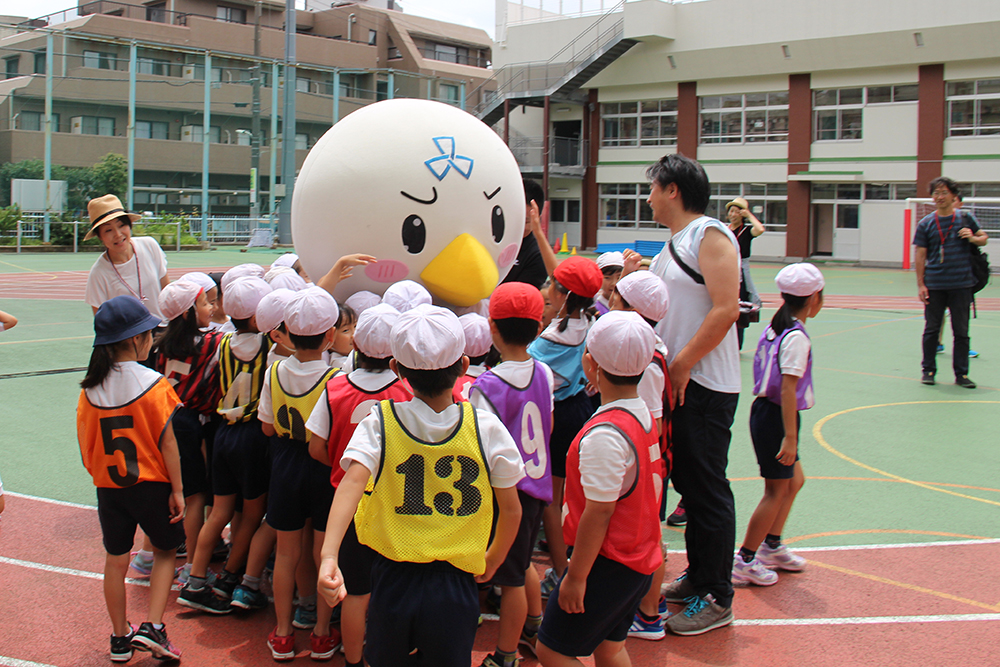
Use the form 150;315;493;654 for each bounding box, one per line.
554;238;561;253
570;247;577;255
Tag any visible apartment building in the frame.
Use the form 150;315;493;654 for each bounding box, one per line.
484;0;1000;266
0;0;494;215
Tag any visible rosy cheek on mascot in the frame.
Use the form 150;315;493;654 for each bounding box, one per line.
292;99;526;308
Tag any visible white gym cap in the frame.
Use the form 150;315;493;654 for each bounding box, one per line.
284;286;340;336
390;304;465;370
271;253;299;269
345;290;382;316
223;277;272;320
382;280;432;313
267;267;308;292
586;310;656;377
596;251;625;270
255;288;296;333
459;313;492;358
615;271;669;323
179;272;217;295
159;280;203;322
775;263;825;297
354;303;400;359
221;264;266;290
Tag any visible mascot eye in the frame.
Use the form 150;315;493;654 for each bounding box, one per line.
491;205;504;244
402;214;426;254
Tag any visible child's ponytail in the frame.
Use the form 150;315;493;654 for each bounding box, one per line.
770;292;810;336
81;343;121;389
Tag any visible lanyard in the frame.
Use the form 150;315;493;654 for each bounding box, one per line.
933;212;956;264
106;241;144;302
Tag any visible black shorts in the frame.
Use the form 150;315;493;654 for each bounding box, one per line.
97;482;185;556
749;397;800;480
366;558;479;667
491;491;546;587
538;554;651;657
550;391;597;479
172;407;209;498
340;517;375;596
212;419;270;500
266;438;335;532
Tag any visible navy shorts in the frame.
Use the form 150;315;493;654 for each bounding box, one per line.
266;438;335;532
538;554;651;657
97;482;185;556
550;391;597;478
365;557;479;667
172;407;209;498
340;517;375;596
491;491;546;587
749;397;800;480
212;418;270;500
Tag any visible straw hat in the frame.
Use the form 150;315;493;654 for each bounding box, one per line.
84;194;142;241
725;196;749;212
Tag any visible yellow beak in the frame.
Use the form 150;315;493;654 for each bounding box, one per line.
420;233;499;307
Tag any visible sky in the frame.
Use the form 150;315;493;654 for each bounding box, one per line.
0;0;497;38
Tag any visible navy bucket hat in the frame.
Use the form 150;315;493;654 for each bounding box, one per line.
93;295;162;346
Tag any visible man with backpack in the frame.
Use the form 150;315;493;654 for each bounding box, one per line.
914;177;989;389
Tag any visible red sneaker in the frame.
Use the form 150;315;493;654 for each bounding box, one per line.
268;628;295;662
310;629;342;661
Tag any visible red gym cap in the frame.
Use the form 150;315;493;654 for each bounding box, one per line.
489;282;545;322
553;256;602;299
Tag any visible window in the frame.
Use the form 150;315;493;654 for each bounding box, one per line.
707;183;787;231
83;50;117;70
376;79;388;102
865;84;918;104
146;3;167;22
599;184;656;229
296;77;310;93
20;111;60;132
79;116;115;136
136;120;169;140
191;64;223;82
187;125;221;143
134;185;167;205
368;29;377;46
34;50;46;75
295;133;309;150
216;5;246;23
813;88;863;141
864;183;917;200
137;58;170;76
812;183;859;229
431;43;470;65
602;100;677;147
947;79;1000;137
700;92;788;144
339;73;363;99
550;199;581;223
439;83;460;106
5;57;19;79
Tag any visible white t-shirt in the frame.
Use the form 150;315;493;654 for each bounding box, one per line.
470;358;556;416
650;216;741;394
208;318;236;334
258;356;336;425
304;368;400;440
637;337;668;420
84;360;163;407
342;397;526;489
85;236;169;322
577;398;651;502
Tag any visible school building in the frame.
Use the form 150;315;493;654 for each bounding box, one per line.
481;0;1000;266
0;0;494;216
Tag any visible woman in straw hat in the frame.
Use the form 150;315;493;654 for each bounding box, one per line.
84;194;170;322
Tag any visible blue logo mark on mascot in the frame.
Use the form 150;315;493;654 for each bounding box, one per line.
424;136;474;181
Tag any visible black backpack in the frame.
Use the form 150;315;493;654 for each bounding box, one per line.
960;211;990;293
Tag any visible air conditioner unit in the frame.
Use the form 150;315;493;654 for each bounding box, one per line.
70;116;84;134
183;64;197;79
180;125;198;142
180;194;193;205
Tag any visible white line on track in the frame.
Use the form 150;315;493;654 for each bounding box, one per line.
0;556;149;587
0;656;60;667
663;537;1000;555
734;613;1000;627
4;491;96;510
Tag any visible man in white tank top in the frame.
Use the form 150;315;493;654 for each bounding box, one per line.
624;154;741;637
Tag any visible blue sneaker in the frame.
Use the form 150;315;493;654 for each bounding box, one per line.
129;551;153;577
969;349;979;358
937;344;945;354
230;584;268;610
539;568;560;600
627;613;666;640
293;604;317;629
658;595;670;620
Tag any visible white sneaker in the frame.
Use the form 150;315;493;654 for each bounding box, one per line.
757;542;806;572
731;555;778;586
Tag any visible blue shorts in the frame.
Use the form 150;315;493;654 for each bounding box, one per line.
539;554;651;657
266;437;335;532
212;418;270;500
749;397;800;480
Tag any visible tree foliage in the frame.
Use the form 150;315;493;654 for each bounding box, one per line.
0;153;131;212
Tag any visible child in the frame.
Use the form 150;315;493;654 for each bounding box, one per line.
317;304;525;667
327;304;357;370
152;279;221;585
470;283;554;667
453;313;492;402
609;271;673;640
537;311;663;667
258;286;342;660
206;272;236;334
381;279;432;312
77;295;185;661
344;290;381;316
306;302;413;667
732;263;822;586
257;288;299;367
178;275;273;614
594;252;624;316
527;256;603;597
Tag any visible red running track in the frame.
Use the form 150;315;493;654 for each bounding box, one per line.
2;494;999;666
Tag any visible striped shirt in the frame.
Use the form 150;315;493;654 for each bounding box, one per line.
913;210;980;291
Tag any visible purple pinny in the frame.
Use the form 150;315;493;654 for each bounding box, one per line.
471;361;553;503
752;321;815;410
